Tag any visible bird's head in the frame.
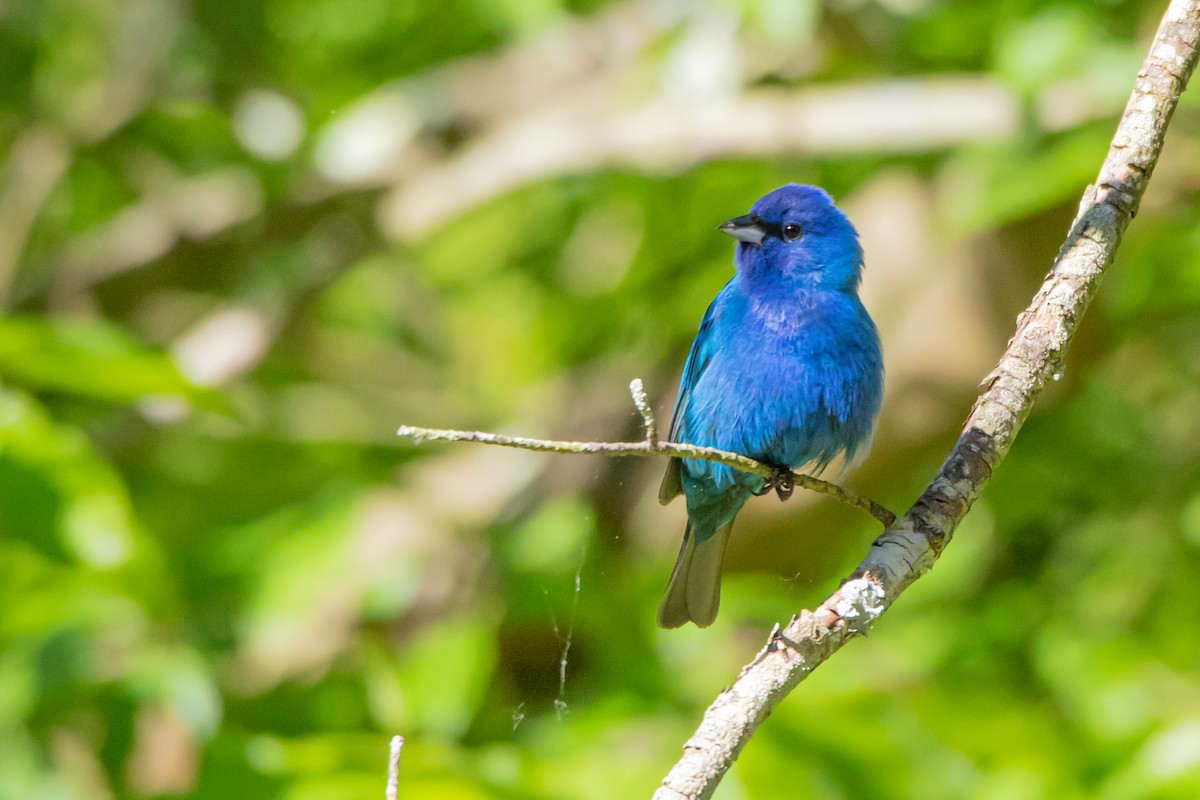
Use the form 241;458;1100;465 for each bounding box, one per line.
719;184;864;292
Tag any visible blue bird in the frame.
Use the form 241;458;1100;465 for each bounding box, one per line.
658;184;884;628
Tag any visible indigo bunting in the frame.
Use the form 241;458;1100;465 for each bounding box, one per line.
658;184;883;628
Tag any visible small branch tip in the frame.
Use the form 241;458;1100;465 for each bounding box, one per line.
629;378;658;446
385;735;404;800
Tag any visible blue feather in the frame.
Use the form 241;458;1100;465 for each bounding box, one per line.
658;184;884;628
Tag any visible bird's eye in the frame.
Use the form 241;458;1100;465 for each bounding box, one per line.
782;223;802;241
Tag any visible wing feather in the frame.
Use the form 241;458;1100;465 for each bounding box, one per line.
658;298;719;504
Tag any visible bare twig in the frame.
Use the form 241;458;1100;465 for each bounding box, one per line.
630;377;658;447
653;2;1200;798
385;735;403;800
397;379;897;527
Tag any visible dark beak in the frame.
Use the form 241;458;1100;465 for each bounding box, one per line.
716;213;767;245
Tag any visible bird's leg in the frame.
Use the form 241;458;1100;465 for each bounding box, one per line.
771;467;794;502
754;465;795;501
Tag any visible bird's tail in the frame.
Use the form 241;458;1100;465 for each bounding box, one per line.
657;521;734;628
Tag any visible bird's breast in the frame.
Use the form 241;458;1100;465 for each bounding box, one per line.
687;290;880;470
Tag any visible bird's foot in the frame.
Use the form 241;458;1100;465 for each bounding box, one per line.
772;468;794;501
756;466;795;502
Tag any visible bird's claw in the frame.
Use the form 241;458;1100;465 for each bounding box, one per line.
756;467;795;501
772;468;794;501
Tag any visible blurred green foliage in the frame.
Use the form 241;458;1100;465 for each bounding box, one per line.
2;0;1200;798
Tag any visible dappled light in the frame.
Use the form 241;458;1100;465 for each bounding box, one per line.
2;1;1200;798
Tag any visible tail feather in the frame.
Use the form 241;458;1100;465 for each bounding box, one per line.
657;522;734;628
658;457;682;504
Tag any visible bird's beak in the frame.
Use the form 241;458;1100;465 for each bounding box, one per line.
716;214;767;245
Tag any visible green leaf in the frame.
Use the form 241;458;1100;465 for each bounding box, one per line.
363;615;496;738
0;388;137;567
0;315;223;409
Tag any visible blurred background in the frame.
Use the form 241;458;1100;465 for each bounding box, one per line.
2;0;1200;797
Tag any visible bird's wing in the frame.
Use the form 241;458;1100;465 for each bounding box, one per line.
658;298;719;504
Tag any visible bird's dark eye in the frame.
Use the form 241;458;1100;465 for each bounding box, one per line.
782;223;802;241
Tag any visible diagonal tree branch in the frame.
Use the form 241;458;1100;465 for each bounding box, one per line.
653;2;1200;797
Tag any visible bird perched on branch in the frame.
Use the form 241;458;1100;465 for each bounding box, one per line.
658;184;883;628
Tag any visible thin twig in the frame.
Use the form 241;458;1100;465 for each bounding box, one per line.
397;379;896;527
385;735;403;800
630;377;657;446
